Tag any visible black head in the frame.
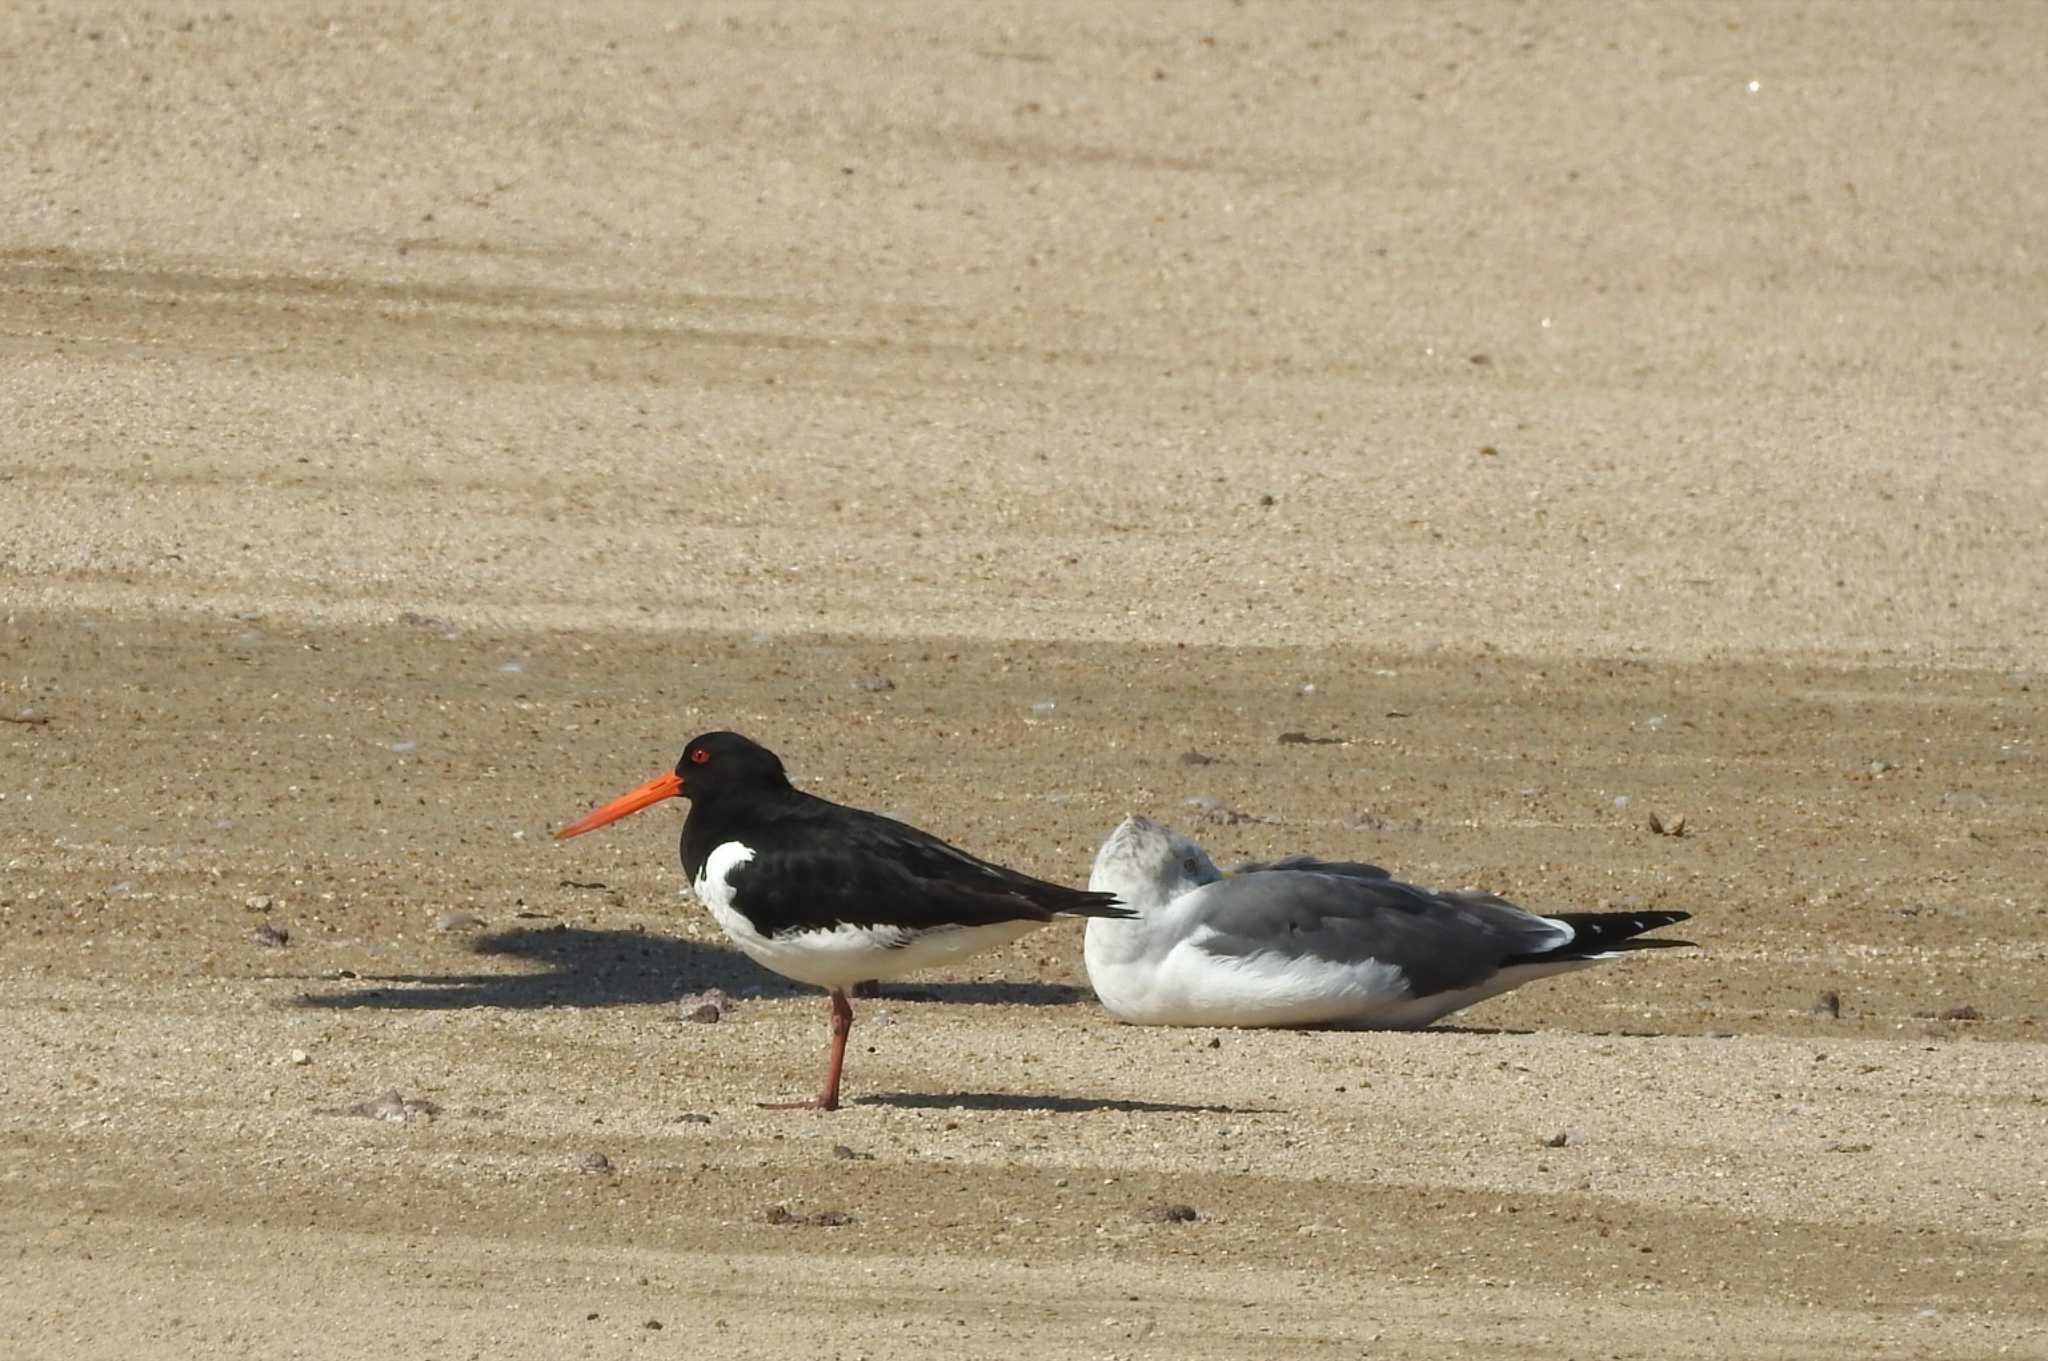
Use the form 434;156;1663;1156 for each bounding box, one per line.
556;731;793;840
673;731;791;801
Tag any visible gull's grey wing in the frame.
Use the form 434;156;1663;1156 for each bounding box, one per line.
1184;872;1570;997
1229;853;1392;880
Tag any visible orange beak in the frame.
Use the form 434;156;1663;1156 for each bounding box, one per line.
555;771;684;839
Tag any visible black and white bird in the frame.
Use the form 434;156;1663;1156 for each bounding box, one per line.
556;732;1127;1110
1084;816;1692;1028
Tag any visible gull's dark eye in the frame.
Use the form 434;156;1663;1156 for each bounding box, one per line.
1183;856;1200;875
691;749;711;765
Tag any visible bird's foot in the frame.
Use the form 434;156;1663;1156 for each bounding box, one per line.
757;1095;840;1113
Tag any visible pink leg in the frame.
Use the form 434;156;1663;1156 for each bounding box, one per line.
760;989;854;1112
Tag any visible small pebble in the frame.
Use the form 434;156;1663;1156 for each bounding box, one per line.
1541;1130;1581;1149
831;1144;875;1161
497;660;525;673
1812;991;1842;1019
1188;798;1270;826
577;1151;613;1175
288;1049;311;1066
765;1204;853;1228
1178;751;1220;766
1029;700;1057;715
850;675;895;693
1145;1203;1199;1224
677;988;734;1023
1942;1005;1983;1022
328;1091;440;1122
252;924;290;947
388;739;418;753
244;894;274;912
432;911;487;932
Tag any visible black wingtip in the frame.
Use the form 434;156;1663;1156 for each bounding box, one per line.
1063;891;1133;920
1501;909;1694;966
1555;910;1692;940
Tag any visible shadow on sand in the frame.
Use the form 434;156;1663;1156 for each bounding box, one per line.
854;1091;1269;1116
293;925;1094;1012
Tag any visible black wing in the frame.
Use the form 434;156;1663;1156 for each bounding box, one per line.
733;802;1127;937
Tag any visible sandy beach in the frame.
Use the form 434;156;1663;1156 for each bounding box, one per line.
4;3;2044;1357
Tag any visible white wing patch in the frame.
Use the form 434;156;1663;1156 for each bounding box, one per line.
693;841;759;938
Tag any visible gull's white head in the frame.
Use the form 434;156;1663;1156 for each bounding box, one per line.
1088;815;1224;914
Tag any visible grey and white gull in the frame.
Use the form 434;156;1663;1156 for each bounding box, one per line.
1084;816;1692;1028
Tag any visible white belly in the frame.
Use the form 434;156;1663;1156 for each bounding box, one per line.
692;840;1044;991
1086;932;1408;1027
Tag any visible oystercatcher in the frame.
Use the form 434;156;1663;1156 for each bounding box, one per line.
1084;816;1692;1028
556;732;1126;1110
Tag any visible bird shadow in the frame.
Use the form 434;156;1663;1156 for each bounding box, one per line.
1406;1023;1686;1039
856;980;1093;1007
1394;1022;1533;1037
854;1091;1271;1116
293;926;1093;1013
293;925;793;1011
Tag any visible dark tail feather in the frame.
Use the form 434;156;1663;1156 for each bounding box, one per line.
1053;888;1133;920
1504;910;1693;965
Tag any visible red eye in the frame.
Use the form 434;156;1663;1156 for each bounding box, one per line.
690;749;710;765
